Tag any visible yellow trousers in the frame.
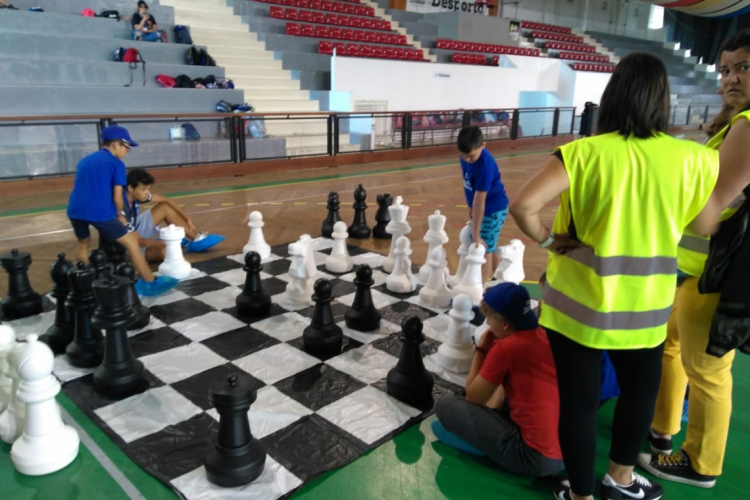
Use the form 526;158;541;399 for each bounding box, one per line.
651;277;734;476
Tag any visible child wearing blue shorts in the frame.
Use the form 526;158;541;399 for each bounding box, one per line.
66;125;177;297
457;126;509;282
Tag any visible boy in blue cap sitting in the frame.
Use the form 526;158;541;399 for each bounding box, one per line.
66;125;178;297
124;168;224;262
432;283;564;478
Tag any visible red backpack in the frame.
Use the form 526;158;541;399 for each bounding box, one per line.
114;48;146;87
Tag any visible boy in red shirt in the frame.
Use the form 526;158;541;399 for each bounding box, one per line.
433;283;563;477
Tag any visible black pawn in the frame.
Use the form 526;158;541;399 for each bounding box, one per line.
236;252;272;318
40;253;75;354
348;184;371;239
89;249;111;281
386;316;434;411
302;279;343;358
92;274;145;396
65;261;104;368
372;193;393;239
205;374;266;487
321;191;342;238
0;249;42;320
116;262;151;331
99;238;128;267
344;265;381;332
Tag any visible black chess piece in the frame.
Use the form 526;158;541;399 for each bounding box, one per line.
116;262;151;331
0;249;42;320
348;184;371;239
344;265;381;332
205;374;267;487
88;249;111;280
92;274;145;396
302;279;343;358
236;252;272;318
321;191;342;238
99;238;128;267
372;193;393;239
65;261;104;368
386;316;435;411
40;253;75;354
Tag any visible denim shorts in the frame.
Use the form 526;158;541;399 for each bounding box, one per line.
477;209;508;253
69;217;128;241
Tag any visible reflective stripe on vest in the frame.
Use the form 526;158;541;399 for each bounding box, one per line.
567;247;677;277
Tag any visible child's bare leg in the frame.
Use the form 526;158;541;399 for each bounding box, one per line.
75;238;91;264
144;242;167;263
150;203;198;240
482;255;494;282
116;232;155;282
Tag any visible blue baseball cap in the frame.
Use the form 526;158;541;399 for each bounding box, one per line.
482;282;538;331
102;125;139;147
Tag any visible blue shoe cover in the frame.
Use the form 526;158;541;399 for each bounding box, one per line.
181;237;190;247
186;234;225;253
134;276;179;297
431;420;485;456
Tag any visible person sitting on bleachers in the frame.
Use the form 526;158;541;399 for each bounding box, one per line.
132;1;165;42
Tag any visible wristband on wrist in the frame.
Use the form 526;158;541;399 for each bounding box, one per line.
538;231;555;249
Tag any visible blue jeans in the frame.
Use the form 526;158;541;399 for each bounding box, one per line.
133;29;163;42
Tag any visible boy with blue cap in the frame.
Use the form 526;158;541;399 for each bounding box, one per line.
67;125;178;296
432;283;564;478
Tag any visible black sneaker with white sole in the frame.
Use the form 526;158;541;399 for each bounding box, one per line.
552;478;574;500
647;428;673;455
637;450;716;488
601;472;664;500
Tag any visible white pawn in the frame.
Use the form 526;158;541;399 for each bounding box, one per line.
11;334;79;476
418;210;449;283
0;325;16;412
0;342;25;444
386;236;417;294
489;239;526;287
437;294;476;373
382;196;411;274
449;222;472;288
243;211;271;260
158;224;192;280
285;236;316;303
451;243;486;306
325;221;353;274
418;247;452;309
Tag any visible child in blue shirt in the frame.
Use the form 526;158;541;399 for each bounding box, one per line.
457;126;509;282
67;125;177;297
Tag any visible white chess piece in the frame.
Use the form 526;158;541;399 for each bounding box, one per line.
418;247;452;309
243;211;271;260
11;334;79;476
437;294;476;373
0;342;25;444
451;243;486;305
382;196;411;274
488;239;526;287
449;222;472;288
418;210;449;283
386;236;417;294
285;235;316;303
325;221;353;274
0;325;16;413
158;224;192;280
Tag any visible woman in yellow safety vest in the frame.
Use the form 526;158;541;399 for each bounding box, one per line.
638;29;750;489
509;52;722;500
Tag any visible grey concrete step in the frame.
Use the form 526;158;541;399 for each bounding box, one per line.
396;20;438;37
10;0;175;24
385;9;424;23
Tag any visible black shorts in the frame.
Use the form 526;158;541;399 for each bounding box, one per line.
69;218;128;241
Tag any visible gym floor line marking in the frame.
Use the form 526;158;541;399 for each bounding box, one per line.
0;150;550;219
221;203;235;206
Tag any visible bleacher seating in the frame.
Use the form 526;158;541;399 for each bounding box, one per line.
520;20;572;34
436;39;540;57
571;62;615;73
269;5;391;29
263;0;377;18
556;52;609;63
288;22;409;45
546;41;597;53
530;31;583;44
319;40;424;59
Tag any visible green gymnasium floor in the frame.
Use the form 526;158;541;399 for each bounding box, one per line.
2;284;748;500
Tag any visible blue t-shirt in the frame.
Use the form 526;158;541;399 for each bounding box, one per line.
67;149;127;222
122;193;151;232
460;148;508;214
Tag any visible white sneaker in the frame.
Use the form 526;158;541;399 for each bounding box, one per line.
601;472;664;500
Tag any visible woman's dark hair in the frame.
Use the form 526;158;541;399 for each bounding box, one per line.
127;168;155;189
596;52;670;139
719;29;750;55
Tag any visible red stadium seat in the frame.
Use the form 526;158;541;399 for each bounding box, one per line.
436;39;448;49
346;43;359;56
394;48;405;59
365;6;375;16
334;42;346;54
333;2;345;12
298;0;309;6
310;0;322;8
329;27;342;39
360;44;372;57
372;46;384;58
452;53;465;63
376;33;387;44
283;0;296;5
387;34;398;45
326;14;339;24
397;34;407;45
321;0;333;10
380;20;390;30
365;31;377;43
384;47;395;58
270;0;283;4
285;22;300;35
492;55;499;65
316;26;329;38
354;30;366;41
319;40;333;54
270;6;284;18
344;4;356;14
285;8;298;19
301;23;314;36
361;18;372;29
349;16;362;27
312;12;325;23
343;29;355;40
355;5;367;15
338;15;350;26
299;10;313;21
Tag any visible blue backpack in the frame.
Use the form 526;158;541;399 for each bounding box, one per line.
181;123;200;141
174;25;193;45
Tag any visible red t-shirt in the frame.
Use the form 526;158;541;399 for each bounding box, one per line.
479;327;562;460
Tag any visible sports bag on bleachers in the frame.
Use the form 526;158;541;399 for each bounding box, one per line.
98;10;120;21
174;26;193;45
175;74;195;88
199;48;217;67
186;46;200;65
181;123;200;141
114;48;146;87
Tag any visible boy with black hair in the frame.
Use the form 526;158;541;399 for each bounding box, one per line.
124;168;224;262
432;283;563;478
457;126;509;282
67;125;177;296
